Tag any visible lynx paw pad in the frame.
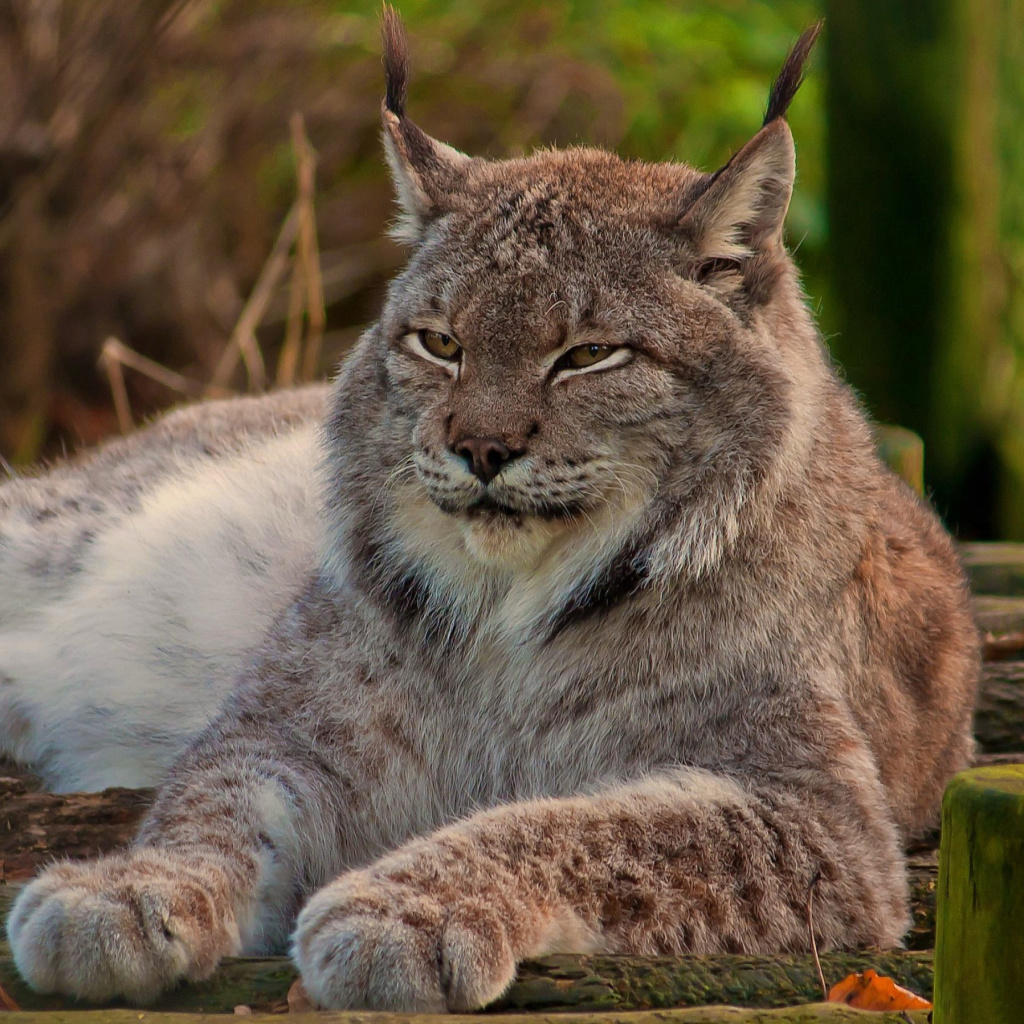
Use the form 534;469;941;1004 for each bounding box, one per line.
293;873;516;1012
7;852;239;1003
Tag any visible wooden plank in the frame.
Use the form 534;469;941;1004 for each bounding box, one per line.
0;948;935;1015
0;1007;933;1023
960;542;1024;596
975;662;1024;752
934;766;1024;1021
0;777;152;883
972;594;1024;637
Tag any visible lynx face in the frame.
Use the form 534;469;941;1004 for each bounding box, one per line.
323;18;821;629
382;164;689;565
371;141;803;573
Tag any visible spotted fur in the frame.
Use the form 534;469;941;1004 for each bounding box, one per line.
7;15;977;1012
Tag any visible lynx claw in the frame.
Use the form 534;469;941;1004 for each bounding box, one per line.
7;852;239;1003
293;872;516;1013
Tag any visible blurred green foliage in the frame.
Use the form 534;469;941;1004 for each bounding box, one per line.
250;0;830;358
19;0;1024;539
0;0;828;472
160;0;828;302
334;0;826;288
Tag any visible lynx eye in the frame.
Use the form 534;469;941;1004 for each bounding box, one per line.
558;344;616;371
417;329;461;361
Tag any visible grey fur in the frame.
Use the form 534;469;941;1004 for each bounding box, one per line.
7;16;977;1013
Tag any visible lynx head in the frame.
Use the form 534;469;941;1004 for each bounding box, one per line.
325;11;825;633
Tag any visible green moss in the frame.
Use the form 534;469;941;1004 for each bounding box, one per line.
0;1008;932;1024
874;425;925;494
934;766;1024;1022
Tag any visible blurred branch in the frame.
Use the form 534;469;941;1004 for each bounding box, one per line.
0;0;192;462
279;248;307;387
208;203;300;393
101;336;216;434
22;0;61;67
1;180;52;462
276;113;325;387
43;0;191;192
100;338;133;434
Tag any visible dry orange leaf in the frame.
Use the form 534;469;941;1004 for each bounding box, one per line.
0;981;21;1012
827;968;932;1011
286;978;318;1013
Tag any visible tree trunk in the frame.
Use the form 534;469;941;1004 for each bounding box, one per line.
825;0;1024;539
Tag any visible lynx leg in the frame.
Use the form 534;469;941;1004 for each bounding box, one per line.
7;724;343;1002
294;769;908;1012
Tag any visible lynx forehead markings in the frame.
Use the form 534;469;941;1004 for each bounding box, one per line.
4;10;978;1015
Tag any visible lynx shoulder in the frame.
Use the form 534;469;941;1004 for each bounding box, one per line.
6;13;977;1013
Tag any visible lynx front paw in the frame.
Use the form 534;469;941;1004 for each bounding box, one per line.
7;850;241;1003
293;871;516;1012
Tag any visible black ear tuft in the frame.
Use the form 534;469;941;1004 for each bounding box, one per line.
381;4;409;118
763;21;823;126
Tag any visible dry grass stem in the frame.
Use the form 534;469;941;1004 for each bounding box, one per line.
805;871;827;1001
276;113;325;387
209;202;300;394
278;251;307;388
296;112;326;383
102;336;206;397
296;134;325;381
102;336;220;434
99;113;324;419
100;337;134;434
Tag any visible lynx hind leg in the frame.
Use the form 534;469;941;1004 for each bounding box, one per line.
7;850;242;1003
0;475;118;629
0;425;322;792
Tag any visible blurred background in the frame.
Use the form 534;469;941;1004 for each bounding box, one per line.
0;0;1020;537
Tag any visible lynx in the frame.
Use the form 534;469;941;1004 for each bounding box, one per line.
5;12;978;1012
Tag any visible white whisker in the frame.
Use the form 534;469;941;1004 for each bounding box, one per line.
371;455;418;515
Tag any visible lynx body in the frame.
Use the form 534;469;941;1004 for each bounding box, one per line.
5;16;977;1013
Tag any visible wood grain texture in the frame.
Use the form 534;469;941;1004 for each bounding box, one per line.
0;948;934;1015
0;1007;933;1023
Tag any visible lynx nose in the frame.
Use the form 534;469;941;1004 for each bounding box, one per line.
453;436;516;484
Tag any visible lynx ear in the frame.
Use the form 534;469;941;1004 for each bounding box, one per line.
680;120;795;260
381;7;471;244
679;22;821;261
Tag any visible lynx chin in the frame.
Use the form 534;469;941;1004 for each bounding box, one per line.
4;12;977;1013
